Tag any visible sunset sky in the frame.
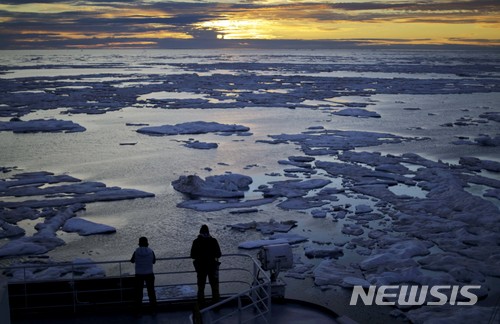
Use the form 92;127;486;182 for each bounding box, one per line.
0;0;499;49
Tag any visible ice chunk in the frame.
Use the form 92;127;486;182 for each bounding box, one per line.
269;233;308;244
183;140;218;149
332;108;381;118
313;260;364;287
177;198;274;211
238;238;289;249
4;258;105;281
0;204;84;257
304;246;343;259
229;220;297;234
342;223;364;236
172;173;252;198
137;121;249;136
0;118;86;133
0;219;25;239
62;217;116;236
285;263;315;279
355;204;373;214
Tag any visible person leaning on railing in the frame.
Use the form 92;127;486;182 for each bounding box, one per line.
130;236;157;311
190;225;222;305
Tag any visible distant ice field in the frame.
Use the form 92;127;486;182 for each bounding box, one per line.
0;49;499;323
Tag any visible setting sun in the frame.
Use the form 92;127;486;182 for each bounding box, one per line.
0;0;498;48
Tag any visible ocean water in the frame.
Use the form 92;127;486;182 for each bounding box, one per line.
1;48;499;323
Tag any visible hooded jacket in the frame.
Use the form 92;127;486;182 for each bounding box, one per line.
190;233;222;264
131;246;156;275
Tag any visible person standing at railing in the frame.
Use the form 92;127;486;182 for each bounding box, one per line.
190;224;222;305
130;236;157;311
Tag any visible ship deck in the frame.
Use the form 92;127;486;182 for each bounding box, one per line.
1;254;358;324
10;298;357;324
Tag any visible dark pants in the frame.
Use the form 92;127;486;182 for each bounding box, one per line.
194;261;220;303
135;273;157;307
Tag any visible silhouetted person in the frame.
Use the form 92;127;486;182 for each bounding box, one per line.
131;236;157;310
190;225;222;304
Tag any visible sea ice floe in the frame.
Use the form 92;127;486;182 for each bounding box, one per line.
341;223;364;236
331;108;381;118
0;204;84;257
236;228;307;249
239;126;499;321
1;57;498;119
0;170;154;256
229;220;297;234
0;118;86;133
137;121;249;136
359;240;431;272
418;252;500;278
313;260;365;288
3;258;106;281
479;111;500;122
0;171;154;209
177;198;275;212
168;126;499;313
172;173;338;212
172;173;252;198
277;197;332;210
62;217;116;236
311;209;327;218
229;208;259;214
484;188;500;200
268;233;308;244
304;246;343;259
453;134;500;147
238;238;290;249
258;179;332;198
355;204;373;214
0;219;25;238
284;263;315;280
459;156;500;172
182;139;218;149
264;129;423;153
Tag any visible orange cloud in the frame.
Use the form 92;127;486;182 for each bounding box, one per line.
0;1;498;48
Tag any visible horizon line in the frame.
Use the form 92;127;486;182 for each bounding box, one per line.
2;39;500;51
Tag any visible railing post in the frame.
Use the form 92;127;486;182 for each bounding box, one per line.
266;281;272;323
119;261;123;302
23;267;27;310
253;261;258;286
238;295;242;324
72;263;76;313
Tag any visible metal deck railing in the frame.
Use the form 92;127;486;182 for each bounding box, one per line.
0;253;272;323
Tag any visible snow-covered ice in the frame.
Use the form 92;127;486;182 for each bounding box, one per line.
172;173;252;198
182;139;218;149
3;258;106;281
304;246;344;259
0;170;154;257
62;217;116;236
228;219;298;234
332;108;381;118
0;118;86;133
137;121;249;136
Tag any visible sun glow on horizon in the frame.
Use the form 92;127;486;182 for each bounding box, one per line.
0;0;499;48
195;17;500;46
